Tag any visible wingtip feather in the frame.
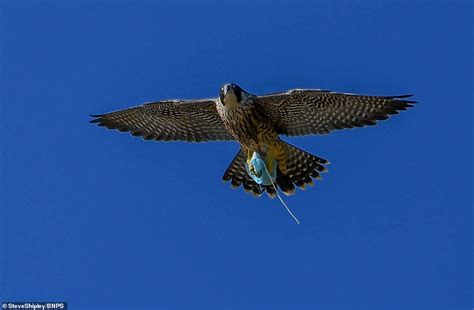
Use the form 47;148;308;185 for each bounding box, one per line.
89;114;104;124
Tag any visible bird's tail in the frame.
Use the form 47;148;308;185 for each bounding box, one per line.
274;141;330;196
222;141;330;198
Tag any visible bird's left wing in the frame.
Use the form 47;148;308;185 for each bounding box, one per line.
255;89;416;136
90;99;234;142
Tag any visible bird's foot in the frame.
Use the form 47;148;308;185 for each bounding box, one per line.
248;162;262;178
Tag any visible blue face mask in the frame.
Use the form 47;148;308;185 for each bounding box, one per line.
244;151;300;224
245;151;277;186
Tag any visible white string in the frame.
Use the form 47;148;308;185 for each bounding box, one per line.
261;160;300;225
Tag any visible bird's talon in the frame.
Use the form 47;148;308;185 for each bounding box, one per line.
248;163;261;178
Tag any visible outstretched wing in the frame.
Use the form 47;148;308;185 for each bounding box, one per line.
255;89;416;136
90;99;234;142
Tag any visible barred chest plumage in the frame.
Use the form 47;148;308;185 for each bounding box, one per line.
216;100;278;152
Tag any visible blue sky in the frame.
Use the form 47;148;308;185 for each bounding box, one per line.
1;1;472;309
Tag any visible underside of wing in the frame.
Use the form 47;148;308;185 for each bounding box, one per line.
255;89;416;136
90;99;234;142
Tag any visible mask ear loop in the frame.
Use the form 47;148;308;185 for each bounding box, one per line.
261;160;300;225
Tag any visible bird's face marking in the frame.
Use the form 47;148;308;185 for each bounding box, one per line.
220;83;244;108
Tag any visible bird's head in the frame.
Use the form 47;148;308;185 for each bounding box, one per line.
219;83;248;107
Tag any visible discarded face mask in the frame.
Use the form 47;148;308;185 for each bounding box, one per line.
245;151;277;186
244;151;300;224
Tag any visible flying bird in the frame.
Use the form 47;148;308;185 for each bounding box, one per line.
90;84;416;198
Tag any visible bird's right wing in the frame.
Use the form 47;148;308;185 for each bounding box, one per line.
90;99;234;142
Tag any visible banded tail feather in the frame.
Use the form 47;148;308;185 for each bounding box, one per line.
222;141;329;197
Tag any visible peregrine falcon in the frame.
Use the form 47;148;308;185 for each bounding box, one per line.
90;83;416;198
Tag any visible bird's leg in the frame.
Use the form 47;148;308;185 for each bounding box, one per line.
265;153;274;172
270;143;287;174
246;149;253;165
260;146;273;172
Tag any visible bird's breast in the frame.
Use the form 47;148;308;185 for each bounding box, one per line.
217;104;277;151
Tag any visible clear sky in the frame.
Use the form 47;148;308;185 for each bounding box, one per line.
1;1;472;309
